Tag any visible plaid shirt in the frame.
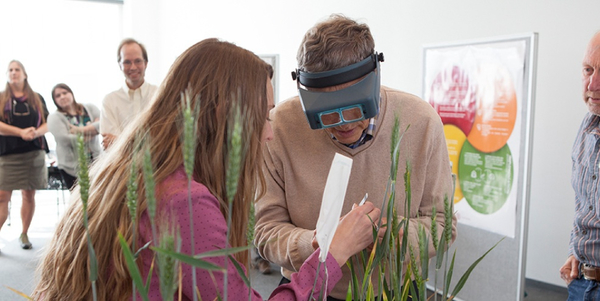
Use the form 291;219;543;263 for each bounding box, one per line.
570;112;600;267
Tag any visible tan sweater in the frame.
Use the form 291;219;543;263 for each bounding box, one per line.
255;86;457;299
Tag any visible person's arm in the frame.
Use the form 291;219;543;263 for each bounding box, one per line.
0;120;35;139
38;93;49;120
158;174;366;300
254;148;317;273
47;113;79;147
35;123;48;137
70;104;101;136
100;95;120;148
70;123;99;136
88;103;101;133
560;255;579;285
34;93;49;138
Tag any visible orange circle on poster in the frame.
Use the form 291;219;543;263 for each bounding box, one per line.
444;124;466;204
467;64;517;153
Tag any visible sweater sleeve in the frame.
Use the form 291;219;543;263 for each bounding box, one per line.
141;168;342;300
254;144;317;274
85;103;101;132
47;112;78;149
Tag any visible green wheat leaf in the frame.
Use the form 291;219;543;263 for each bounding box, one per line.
228;254;251;288
151;247;225;272
118;232;149;301
449;238;504;298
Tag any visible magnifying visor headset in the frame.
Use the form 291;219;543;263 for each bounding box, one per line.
291;52;384;130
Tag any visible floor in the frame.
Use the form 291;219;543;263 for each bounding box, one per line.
0;190;568;300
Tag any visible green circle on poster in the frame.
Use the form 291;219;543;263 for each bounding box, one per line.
458;140;514;214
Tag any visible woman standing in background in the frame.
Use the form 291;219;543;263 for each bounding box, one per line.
0;60;49;251
48;83;101;190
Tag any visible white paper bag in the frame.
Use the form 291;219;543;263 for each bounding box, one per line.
315;153;353;262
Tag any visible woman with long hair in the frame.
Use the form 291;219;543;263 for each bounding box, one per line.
47;83;102;190
0;60;49;251
33;39;379;300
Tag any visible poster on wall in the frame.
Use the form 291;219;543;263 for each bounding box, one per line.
422;35;535;238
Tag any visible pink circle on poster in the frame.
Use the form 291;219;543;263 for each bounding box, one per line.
429;65;477;136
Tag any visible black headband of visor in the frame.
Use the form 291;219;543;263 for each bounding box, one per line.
291;52;384;88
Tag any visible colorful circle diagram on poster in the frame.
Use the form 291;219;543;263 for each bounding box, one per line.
444;124;466;204
467;63;517;153
428;65;476;136
458;140;514;214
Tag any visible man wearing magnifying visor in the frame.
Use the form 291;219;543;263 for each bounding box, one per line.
255;14;457;300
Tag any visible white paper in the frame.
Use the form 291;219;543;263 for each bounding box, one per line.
316;153;353;262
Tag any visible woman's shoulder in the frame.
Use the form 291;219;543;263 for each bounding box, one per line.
48;111;67;122
158;167;219;207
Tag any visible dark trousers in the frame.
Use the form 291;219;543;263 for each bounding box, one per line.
59;169;76;191
279;277;419;301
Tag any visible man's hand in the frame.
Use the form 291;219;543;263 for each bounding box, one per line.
560;255;580;285
101;133;116;149
364;217;405;252
317;202;381;267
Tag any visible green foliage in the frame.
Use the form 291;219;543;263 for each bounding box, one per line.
77;133;98;300
247;202;256;245
444;195;453;245
223;100;245;300
126;161;138;226
157;227;182;301
118;232;150;301
449;238;505;299
343;114;501;301
431;206;438;252
77;134;90;208
181;89;200;301
181;90;199;179
226;105;243;204
142;144;156;224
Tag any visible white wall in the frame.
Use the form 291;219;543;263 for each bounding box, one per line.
0;0;124;150
0;0;123;111
123;0;598;287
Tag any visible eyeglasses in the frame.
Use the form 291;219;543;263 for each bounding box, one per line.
318;105;365;128
121;59;145;67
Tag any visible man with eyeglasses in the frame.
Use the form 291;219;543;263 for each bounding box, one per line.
100;38;157;149
254;15;457;300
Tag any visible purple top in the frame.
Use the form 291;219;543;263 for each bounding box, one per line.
136;166;342;300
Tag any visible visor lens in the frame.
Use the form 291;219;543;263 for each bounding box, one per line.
341;107;363;122
320;111;342;126
318;105;365;128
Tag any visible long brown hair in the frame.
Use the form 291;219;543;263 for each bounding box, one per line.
0;60;45;123
33;39;273;300
51;83;84;115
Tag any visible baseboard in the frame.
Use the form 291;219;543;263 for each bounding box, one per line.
525;277;567;293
